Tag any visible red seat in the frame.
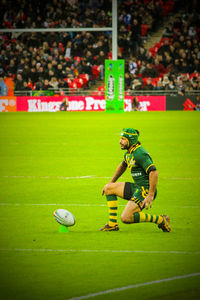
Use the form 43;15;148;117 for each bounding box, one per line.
65;78;72;85
79;74;89;87
98;85;105;91
189;72;200;79
141;24;149;36
73;78;83;88
108;52;112;59
152;77;160;86
92;65;100;79
74;56;81;63
58;43;64;53
142;78;149;85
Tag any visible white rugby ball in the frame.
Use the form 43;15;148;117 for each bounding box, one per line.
54;209;75;226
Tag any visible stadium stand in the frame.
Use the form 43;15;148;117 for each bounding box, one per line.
0;0;199;95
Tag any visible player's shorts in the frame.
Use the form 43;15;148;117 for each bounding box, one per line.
123;182;157;210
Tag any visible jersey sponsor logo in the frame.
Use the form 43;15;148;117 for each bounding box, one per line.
132;172;142;177
126;156;136;170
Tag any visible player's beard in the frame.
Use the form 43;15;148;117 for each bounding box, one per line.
120;143;128;150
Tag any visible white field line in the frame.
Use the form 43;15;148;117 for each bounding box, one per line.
0;203;107;207
1;175;97;180
67;273;200;300
0;248;199;255
1;175;200;180
0;203;199;209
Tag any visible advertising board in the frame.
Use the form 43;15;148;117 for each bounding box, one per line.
0;96;16;112
16;96;166;112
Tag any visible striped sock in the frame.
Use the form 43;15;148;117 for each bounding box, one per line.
133;212;163;224
106;195;118;226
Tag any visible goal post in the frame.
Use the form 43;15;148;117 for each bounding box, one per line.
105;59;124;113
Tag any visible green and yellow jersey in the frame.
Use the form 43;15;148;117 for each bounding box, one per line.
122;143;156;188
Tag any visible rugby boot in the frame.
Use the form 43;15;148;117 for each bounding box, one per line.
158;215;171;232
100;223;119;231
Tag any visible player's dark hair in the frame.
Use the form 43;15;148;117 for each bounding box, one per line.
136;130;140;136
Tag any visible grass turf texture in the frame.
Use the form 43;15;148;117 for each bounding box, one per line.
0;111;200;300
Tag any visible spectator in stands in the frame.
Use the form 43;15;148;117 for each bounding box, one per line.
142;63;158;78
7;59;17;75
144;50;153;64
35;78;44;90
188;26;197;38
158;39;171;56
29;67;38;84
172;59;182;74
21;81;32;94
132;73;143;86
176;79;186;96
0;68;5;78
48;70;56;81
43;79;51;90
137;47;146;62
180;60;190;73
191;59;200;73
161;75;176;90
131;79;142;90
162;54;173;70
65;41;72;59
195;95;200;111
163;23;174;38
143;78;154;90
81;59;93;80
14;73;24;91
138;61;147;75
71;43;83;58
49;77;59;89
152;58;166;76
118;33;128;57
96;9;109;26
142;11;153;31
124;72;132;90
154;79;163;91
0;49;9;70
96;50;106;80
129;18;141;54
0;77;8;95
85;50;95;65
58;78;69;89
129;57;138;75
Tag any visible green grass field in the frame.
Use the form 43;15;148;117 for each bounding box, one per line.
0;111;200;300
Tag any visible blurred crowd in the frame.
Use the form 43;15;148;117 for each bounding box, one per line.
0;0;112;29
125;6;200;94
0;0;199;95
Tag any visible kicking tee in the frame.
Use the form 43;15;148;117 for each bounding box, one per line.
122;143;156;187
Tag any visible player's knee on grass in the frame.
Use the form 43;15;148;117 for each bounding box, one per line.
121;200;141;224
120;213;133;224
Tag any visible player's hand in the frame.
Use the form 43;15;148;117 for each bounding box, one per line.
102;186;106;195
142;194;154;209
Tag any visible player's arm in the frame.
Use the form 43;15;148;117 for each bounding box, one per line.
142;169;158;209
109;162;127;183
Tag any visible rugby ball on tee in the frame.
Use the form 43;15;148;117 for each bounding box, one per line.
54;209;75;226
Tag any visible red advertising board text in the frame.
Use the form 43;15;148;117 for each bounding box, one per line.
14;95;166;112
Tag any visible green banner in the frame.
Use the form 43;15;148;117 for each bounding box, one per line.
32;90;54;96
105;59;124;113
